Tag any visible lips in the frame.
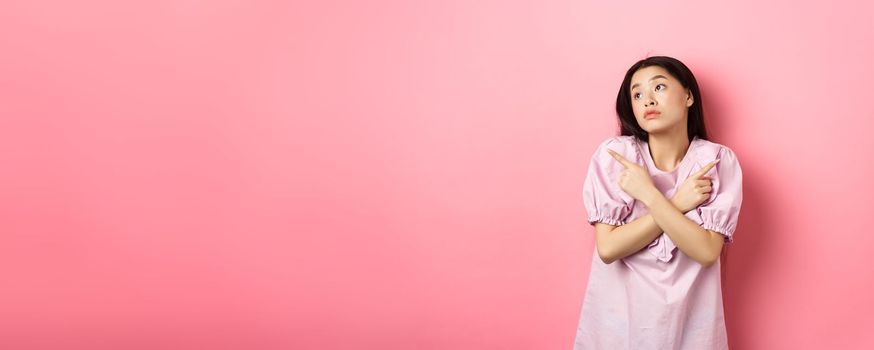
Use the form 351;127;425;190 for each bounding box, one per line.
644;111;660;119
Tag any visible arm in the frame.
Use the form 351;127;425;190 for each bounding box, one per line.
642;191;724;268
594;197;688;264
594;213;662;264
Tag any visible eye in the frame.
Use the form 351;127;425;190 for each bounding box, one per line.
655;83;666;91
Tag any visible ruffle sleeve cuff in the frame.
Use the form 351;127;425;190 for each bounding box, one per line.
582;136;638;227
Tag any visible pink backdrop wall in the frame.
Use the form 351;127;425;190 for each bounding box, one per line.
2;1;872;349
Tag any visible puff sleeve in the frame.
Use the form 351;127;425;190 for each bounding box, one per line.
582;137;637;226
696;146;743;244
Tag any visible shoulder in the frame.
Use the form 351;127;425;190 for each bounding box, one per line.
595;135;639;155
590;135;642;166
598;135;636;146
692;138;741;169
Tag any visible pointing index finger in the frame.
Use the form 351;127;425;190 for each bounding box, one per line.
694;159;721;177
606;148;632;168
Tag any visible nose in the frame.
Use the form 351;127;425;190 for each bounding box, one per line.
644;93;656;106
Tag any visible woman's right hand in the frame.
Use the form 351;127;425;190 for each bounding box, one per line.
670;160;719;213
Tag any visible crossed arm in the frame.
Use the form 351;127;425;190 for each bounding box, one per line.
594;193;725;268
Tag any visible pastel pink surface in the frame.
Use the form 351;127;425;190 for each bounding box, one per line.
1;1;873;349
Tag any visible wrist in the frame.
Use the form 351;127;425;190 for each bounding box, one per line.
641;188;664;208
668;197;687;213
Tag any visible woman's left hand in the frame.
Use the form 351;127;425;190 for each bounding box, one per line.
606;149;659;204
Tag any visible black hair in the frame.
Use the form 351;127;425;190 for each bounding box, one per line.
615;55;708;142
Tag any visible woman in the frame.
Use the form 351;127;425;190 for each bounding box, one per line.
573;56;743;349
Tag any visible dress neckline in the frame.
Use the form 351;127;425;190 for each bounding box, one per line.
639;136;699;174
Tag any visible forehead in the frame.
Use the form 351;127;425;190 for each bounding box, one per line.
630;66;673;89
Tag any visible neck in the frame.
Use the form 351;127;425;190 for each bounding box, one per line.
647;130;691;172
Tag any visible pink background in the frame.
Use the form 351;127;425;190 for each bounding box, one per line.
2;1;873;349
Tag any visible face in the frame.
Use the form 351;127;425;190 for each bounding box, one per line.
628;65;694;135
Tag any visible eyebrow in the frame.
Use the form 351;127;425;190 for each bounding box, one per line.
630;75;667;90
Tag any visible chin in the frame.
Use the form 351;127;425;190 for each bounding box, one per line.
644;123;683;135
640;122;669;133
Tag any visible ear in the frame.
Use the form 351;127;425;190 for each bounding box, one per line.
686;89;694;107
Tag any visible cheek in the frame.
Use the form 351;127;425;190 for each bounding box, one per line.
669;92;687;105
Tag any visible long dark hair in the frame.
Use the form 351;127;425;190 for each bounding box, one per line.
615;55;708;142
